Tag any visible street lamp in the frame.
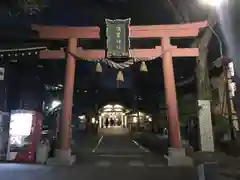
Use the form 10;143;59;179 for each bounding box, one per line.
199;0;227;7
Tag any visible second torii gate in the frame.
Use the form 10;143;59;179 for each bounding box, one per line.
32;20;207;165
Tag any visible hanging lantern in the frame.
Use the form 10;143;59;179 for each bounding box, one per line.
140;61;148;72
95;62;102;72
116;70;124;82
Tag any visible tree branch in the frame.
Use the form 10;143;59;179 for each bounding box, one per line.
192;14;218;48
166;0;219;100
166;0;185;23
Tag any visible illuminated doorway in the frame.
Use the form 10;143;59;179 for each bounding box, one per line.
98;104;128;128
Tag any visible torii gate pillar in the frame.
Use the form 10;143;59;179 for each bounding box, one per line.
53;38;77;165
162;37;181;149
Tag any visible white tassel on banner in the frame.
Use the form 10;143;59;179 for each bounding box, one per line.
116;70;124;82
140;61;148;72
95;62;102;72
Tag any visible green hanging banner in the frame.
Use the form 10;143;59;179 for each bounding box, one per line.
105;18;130;59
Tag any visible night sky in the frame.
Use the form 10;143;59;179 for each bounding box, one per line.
0;0;194;87
2;0;176;25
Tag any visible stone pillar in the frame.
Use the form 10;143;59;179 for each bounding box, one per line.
49;38;77;165
121;114;124;127
99;115;102;128
162;37;193;166
124;116;127;127
198;100;214;152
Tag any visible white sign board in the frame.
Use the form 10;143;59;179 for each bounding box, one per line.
198;100;214;152
228;62;234;77
0;67;4;81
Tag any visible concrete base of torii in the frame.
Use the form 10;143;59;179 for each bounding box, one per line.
165;148;193;167
47;149;76;166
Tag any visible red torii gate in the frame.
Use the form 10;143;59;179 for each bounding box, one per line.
32;21;207;165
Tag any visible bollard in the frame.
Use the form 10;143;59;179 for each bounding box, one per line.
36;140;50;164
